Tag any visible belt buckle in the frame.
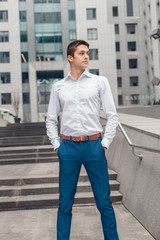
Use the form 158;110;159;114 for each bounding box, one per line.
72;137;79;141
71;136;88;141
81;136;85;141
81;136;88;141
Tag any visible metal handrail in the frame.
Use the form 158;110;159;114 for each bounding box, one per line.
0;108;10;113
118;122;160;161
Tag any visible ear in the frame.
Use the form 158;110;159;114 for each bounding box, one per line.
67;55;73;63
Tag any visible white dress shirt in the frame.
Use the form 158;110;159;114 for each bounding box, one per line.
46;70;119;150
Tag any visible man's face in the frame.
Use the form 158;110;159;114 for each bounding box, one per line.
68;44;89;70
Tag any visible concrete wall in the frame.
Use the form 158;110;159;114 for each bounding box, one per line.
101;114;160;239
117;105;160;119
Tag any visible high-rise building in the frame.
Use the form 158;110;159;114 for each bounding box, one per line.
142;0;160;103
0;0;160;123
108;0;160;106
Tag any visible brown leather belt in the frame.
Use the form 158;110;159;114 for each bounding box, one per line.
63;133;101;141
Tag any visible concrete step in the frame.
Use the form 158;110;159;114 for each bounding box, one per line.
0;135;51;147
0;180;120;197
0;169;118;186
0;156;58;165
0;146;54;155
0;191;122;211
0;136;48;142
0;122;47;137
0;139;50;147
0;161;122;210
0;134;62;147
0;122;60;138
0;152;55;159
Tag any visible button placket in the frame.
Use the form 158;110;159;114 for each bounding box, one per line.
76;80;81;134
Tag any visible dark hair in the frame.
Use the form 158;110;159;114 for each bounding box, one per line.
67;40;89;57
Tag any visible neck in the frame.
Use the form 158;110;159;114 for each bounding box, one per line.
70;68;85;80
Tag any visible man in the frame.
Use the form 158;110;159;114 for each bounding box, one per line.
46;40;119;240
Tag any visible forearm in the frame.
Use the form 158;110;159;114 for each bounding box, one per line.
101;113;119;149
46;115;60;150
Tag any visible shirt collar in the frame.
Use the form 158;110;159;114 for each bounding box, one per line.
66;70;92;81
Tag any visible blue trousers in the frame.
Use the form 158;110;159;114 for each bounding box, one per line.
57;137;119;240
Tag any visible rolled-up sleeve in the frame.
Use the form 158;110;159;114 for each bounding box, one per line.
100;77;119;149
46;83;61;151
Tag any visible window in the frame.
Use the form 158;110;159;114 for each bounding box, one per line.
1;93;11;104
36;53;62;62
112;7;118;17
0;52;10;63
130;76;138;86
115;24;119;34
0;0;8;1
21;31;28;42
68;10;75;21
116;59;121;69
87;28;97;40
39;92;50;104
118;95;123;105
35;12;61;23
116;42;120;51
69;30;76;41
129;59;137;68
37;70;64;80
22;72;29;83
21;52;28;63
128;42;136;51
0;72;10;84
34;0;60;3
126;0;133;16
48;0;60;2
23;93;30;104
0;31;9;42
126;24;136;34
117;77;122;87
89;69;99;75
35;32;62;43
89;49;98;60
86;8;96;20
19;11;27;22
0;11;8;22
130;94;139;104
34;0;47;3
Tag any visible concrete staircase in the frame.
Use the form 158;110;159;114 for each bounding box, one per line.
0;123;122;211
0;122;50;147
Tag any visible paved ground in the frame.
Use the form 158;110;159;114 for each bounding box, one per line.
0;203;154;240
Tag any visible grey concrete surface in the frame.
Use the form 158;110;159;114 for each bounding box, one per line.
118;113;160;136
0;204;154;240
117;105;160;119
0;118;7;127
100;111;160;137
0;162;90;179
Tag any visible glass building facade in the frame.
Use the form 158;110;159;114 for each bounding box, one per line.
34;1;63;62
17;0;76;121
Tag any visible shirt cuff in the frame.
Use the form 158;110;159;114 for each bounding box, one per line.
51;139;60;151
101;137;111;149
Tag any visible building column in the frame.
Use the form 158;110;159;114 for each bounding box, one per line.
61;0;69;61
26;0;38;122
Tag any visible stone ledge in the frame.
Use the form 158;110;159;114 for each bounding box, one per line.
100;111;160;139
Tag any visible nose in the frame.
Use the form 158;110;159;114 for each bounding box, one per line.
84;53;89;58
